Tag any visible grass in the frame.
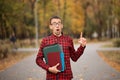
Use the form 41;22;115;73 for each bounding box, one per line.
98;51;120;72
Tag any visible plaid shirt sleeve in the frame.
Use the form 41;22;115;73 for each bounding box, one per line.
36;38;50;71
69;38;85;62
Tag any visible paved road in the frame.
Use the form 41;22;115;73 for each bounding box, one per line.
0;42;120;80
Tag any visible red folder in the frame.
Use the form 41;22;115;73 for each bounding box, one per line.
47;52;62;70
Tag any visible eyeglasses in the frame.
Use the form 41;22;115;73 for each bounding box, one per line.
51;22;62;26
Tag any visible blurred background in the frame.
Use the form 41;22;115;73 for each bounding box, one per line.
0;0;120;39
0;0;120;71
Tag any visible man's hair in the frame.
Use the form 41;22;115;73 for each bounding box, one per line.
49;16;62;24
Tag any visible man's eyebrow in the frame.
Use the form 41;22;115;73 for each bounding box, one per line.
52;21;61;23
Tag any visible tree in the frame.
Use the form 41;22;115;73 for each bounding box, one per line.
0;0;25;39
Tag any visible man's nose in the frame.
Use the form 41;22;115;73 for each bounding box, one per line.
56;24;59;27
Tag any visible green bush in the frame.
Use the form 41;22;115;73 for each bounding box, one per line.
113;38;120;47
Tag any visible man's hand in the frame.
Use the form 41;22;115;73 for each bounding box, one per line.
48;63;60;74
78;32;87;47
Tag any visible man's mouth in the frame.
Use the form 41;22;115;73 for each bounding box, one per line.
56;29;59;31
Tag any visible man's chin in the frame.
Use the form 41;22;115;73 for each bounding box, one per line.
55;32;61;36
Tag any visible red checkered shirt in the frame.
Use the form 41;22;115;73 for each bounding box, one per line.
36;34;85;80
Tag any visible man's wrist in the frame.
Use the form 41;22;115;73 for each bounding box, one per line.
80;45;86;48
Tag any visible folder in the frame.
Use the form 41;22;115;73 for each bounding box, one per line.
43;44;65;71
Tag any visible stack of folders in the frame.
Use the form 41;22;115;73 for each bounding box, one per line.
43;43;65;71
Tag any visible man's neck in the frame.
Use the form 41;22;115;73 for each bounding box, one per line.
54;33;62;37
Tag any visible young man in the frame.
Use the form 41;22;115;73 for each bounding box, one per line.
36;16;86;80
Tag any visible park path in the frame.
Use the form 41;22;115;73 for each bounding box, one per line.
0;42;120;80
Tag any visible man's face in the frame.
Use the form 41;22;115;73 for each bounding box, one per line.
50;18;63;36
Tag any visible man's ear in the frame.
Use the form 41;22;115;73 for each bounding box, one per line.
49;25;52;30
61;24;63;29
